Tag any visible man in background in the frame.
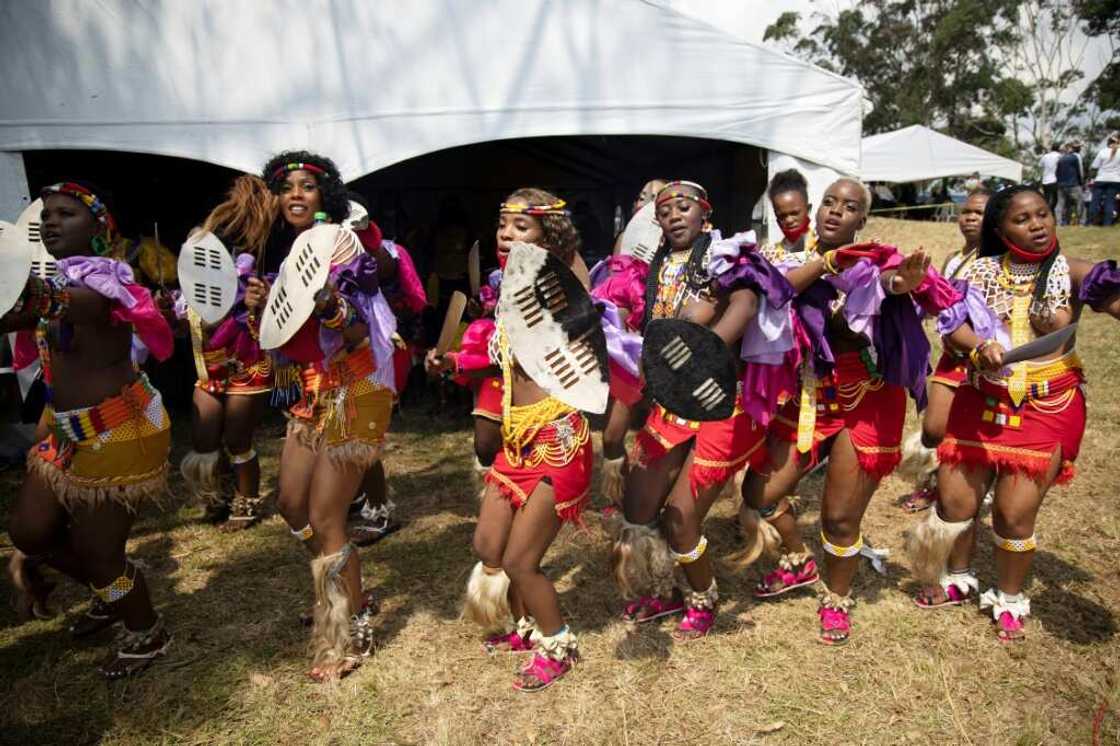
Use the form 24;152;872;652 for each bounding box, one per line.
1039;143;1061;211
1055;142;1084;226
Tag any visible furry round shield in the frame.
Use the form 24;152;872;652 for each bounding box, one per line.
0;221;34;316
642;318;736;421
347;200;369;231
177;231;238;325
619;201;662;265
498;242;609;414
258;224;336;350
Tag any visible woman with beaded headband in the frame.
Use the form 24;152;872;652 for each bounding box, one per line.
612;181;793;640
899;187;991;514
244;150;397;681
740;177;962;646
428;188;598;691
3;181;175;678
177;175;278;531
907;184;1120;642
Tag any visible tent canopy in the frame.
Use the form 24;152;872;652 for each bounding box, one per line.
861;125;1023;183
0;0;862;180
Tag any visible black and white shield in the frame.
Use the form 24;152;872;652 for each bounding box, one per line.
618;201;662;265
498;242;609;414
0;220;34;316
258;224;336;350
642;318;737;421
177;231;238;324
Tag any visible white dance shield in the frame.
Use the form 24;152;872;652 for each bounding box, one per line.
618;201;662;264
0;221;34;316
178;231;238;324
498;242;608;414
258;224;336;350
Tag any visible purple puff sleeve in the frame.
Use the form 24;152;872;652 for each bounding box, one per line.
873;293;932;409
936;280;1000;340
1078;259;1120;312
596;299;643;379
320;252;397;390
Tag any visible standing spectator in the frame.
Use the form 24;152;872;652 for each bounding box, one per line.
1089;132;1120;227
1039;143;1061;210
1055;142;1084;226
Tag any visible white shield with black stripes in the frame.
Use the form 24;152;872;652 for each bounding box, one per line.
619;201;663;265
0;221;34;316
642;318;737;421
499;242;609;414
15;198;56;279
258;224;336;350
347;200;369;231
177;231;238;325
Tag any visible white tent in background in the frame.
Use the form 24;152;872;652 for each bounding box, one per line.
0;0;863;223
861;124;1023;183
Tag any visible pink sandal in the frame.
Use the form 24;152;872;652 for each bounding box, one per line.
672;581;718;642
622;595;685;624
755;553;819;598
817;591;854;646
901;486;937;513
513;626;578;693
483;629;536;654
914;570;978;610
980;589;1029;644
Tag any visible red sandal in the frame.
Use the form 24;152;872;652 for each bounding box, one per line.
755;553;818;598
817;591;854;646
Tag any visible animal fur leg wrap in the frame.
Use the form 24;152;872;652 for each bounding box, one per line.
905;508;974;586
463;562;512;632
600;456;625;506
612;520;676;600
180;450;222;504
309;543;357;668
736;499;787;567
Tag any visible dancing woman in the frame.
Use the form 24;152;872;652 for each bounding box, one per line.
244;151;396;681
742;177;957;645
4;181;175;677
907;184;1120;642
613;181;791;640
179;175;276;530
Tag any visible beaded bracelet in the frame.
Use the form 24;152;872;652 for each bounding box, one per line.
968;339;994;369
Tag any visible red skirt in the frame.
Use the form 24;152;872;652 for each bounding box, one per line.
769;352;906;479
485;411;592;523
632;388;766;498
938;363;1085;485
930;350;968;388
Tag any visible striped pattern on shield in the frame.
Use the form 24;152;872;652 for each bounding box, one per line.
642;318;737;421
258;223;336;350
177;231;239;325
498;241;609;414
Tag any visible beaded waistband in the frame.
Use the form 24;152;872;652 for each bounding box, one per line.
47;376;158;444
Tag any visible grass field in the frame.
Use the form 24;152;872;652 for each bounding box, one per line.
2;219;1118;745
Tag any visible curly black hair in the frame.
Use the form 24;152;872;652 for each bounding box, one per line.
502;187;582;264
979;184;1058;308
766;168;809;204
260;150;350;224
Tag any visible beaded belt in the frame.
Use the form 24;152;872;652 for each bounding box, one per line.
504;410;588;469
48;377;157;445
972;352;1083;403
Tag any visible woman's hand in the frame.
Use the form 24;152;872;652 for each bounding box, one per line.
890;249;931;294
971;340;1005;372
244;277;270;310
424;348;455;377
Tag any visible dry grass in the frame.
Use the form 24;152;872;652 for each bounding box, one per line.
2;219;1119;745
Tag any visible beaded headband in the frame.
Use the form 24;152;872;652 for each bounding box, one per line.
269;162;327;183
655;181;712;212
499;199;570;216
40;182;117;239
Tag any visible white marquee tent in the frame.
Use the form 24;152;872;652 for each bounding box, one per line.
0;0;862;227
861;124;1023;183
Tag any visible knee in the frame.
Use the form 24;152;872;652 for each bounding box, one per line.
472;530;504;568
9;518;59;557
500;551;537;582
820;508;860;543
920;426;944;450
991;504;1037;539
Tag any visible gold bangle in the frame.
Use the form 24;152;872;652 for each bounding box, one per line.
822;250;840;275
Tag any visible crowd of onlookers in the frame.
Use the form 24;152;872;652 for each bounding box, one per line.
1038;133;1120;228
